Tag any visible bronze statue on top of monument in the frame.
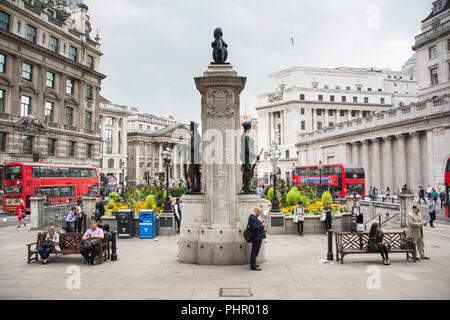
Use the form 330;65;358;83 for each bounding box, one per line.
211;27;229;64
240;121;262;194
186;121;202;194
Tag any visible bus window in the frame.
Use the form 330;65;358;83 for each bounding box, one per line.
4;185;22;193
60;167;69;177
4;165;22;180
69;168;80;177
51;167;59;177
32;166;41;177
60;186;71;197
80;169;90;177
53;187;60;197
89;169;97;177
41;167;52;177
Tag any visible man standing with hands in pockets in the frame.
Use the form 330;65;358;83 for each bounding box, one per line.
248;208;266;271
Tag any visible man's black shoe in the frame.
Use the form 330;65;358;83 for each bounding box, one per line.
251;267;262;271
255;265;260;268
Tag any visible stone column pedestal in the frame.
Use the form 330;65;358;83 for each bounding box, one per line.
30;194;45;230
398;193;414;228
266;211;285;235
82;195;96;228
158;212;176;236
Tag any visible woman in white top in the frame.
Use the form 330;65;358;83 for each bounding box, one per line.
38;225;60;264
294;201;305;236
427;194;436;228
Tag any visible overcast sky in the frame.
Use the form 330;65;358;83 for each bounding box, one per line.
85;0;430;123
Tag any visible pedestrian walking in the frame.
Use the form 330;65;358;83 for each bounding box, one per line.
407;204;430;260
431;188;439;202
418;186;426;204
294;201;304;236
65;206;77;233
38;225;60;264
439;191;445;209
15;199;26;229
426;185;432;197
173;198;182;233
321;202;333;234
385;187;390;200
248;208;266;271
427;194;437;228
368;223;390;265
95;198;105;222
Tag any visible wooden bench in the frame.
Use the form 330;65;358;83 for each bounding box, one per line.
27;232;109;264
335;231;416;264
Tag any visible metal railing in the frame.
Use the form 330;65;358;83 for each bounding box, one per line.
39;199;78;231
364;212;399;227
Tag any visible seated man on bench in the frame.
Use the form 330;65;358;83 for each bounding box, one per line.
80;221;104;267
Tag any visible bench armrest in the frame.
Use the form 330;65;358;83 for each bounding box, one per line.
26;242;37;248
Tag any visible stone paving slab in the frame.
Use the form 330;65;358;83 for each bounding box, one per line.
0;224;449;300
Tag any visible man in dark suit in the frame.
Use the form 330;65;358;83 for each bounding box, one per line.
248;207;266;271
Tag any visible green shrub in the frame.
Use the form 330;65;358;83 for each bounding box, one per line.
170;186;186;198
108;192;120;202
144;194;155;209
106;199;115;210
286;187;300;206
299;194;310;206
267;187;274;201
321;191;333;205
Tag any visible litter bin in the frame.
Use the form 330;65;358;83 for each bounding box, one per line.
116;209;135;238
139;209;156;239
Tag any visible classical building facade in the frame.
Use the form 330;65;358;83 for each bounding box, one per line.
0;0;105;167
98;96;131;187
126;111;190;186
412;0;450;100
295;95;450;192
256;65;418;184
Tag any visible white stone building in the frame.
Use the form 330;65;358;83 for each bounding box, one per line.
98;96;131;188
412;0;450;100
256;65;418;185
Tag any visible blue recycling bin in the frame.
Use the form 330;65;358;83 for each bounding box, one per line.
139;209;156;239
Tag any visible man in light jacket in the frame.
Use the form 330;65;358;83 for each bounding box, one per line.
248;208;266;271
407;204;430;260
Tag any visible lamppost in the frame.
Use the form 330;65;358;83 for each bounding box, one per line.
268;141;281;212
318;160;323;198
161;145;172;213
120;160;125;198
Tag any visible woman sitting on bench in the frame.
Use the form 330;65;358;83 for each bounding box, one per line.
368;223;390;265
38;225;60;264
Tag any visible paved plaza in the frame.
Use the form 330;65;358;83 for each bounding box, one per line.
0;222;449;300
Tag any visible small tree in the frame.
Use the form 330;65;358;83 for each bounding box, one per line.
144;194;155;209
287;186;300;206
267;186;274;201
321;190;333;204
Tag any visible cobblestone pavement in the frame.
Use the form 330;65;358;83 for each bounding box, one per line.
0;223;449;300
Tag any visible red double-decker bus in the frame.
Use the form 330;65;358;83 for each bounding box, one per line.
444;156;450;218
292;163;365;198
2;162;100;213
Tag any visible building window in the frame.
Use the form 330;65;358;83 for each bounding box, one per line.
329;122;334;127
316;109;322;116
22;63;32;81
301;121;305;130
65;106;73;126
46;9;55;18
429;46;437;59
300;108;304;115
318;95;323;101
353;96;357;103
118;118;123;127
363;111;371;117
335;86;340;90
328;109;334;116
340;110;345;117
106;116;115;126
47;138;55;155
23;135;33;154
351;110;357;117
69;46;77;61
364;97;369;103
324;85;328;89
357;86;362;91
0;132;6;152
67;141;75;157
368;88;372;91
448;39;450;51
430;67;438;85
330;95;335;102
26;24;36;42
45;101;53;122
85;111;92;130
46;71;54;88
341;96;346;102
0;10;10;31
433;0;443;13
312;83;318;89
378;88;382;92
285;150;290;159
0;53;5;73
346;86;351;90
86;85;93;100
394;83;397;87
66;79;73;94
106;129;113;154
86;144;92;159
317;122;322;130
380;98;385;104
0;89;5;113
87;55;93;69
21;96;31;116
108;158;114;168
118;131;122;154
50;36;58;53
300;94;305;100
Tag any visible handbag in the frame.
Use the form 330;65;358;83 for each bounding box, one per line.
320;213;326;221
400;237;415;249
42;240;54;248
293;215;298;223
82;238;102;251
243;224;254;243
367;237;379;252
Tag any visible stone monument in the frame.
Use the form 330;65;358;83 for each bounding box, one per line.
178;28;265;265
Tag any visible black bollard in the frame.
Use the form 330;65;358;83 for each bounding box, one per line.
111;231;118;261
327;229;333;260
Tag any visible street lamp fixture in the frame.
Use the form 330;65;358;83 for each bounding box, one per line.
318;160;323;198
161;146;172;213
268;141;281;212
120;160;126;198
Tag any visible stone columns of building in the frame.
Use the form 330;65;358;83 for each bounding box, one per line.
143;143;148;177
371;138;381;190
410;132;422;188
158;142;163;173
173;144;178;179
426;130;434;187
361;140;370;190
382;136;394;192
351;141;359;165
345;143;352;164
396;134;407;188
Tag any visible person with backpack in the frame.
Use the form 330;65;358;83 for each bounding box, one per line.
248;208;266;271
418;186;426;204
